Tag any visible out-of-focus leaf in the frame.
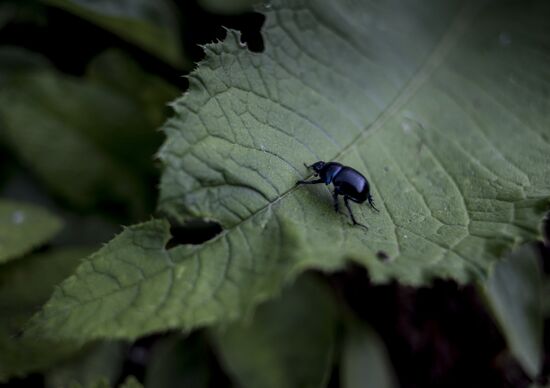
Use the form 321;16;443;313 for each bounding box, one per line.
42;0;187;68
198;0;256;15
86;50;180;129
0;247;93;381
0;72;149;216
342;324;398;388
0;50;177;217
25;0;550;341
0;48;51;152
484;244;544;378
211;276;336;388
0;199;62;263
46;341;127;388
145;334;209;388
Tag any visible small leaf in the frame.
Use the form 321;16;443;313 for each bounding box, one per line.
145;334;209;388
341;324;398;388
211;275;337;388
0;247;93;381
0;199;62;264
484;244;544;378
42;0;187;68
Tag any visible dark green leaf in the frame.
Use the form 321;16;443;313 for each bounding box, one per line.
0;51;178;217
212;275;337;388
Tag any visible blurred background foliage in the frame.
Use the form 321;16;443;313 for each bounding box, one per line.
0;0;548;387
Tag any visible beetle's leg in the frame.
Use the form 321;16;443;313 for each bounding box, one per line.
295;178;323;186
332;190;339;213
344;196;368;230
367;194;379;212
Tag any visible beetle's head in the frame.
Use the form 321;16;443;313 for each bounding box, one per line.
307;161;326;176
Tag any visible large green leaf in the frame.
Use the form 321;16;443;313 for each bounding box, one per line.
0;247;93;381
0;199;62;264
26;0;550;341
42;0;187;68
211;276;337;388
484;244;544;378
159;0;550;283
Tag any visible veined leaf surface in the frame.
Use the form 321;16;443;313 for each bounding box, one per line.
27;0;550;340
159;0;550;282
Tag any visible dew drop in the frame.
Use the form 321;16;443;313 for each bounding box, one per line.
12;211;25;225
499;32;512;47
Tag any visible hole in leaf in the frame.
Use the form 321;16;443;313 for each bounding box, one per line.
179;1;266;59
376;250;389;262
165;219;223;249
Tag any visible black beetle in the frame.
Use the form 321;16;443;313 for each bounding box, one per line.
296;161;378;229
